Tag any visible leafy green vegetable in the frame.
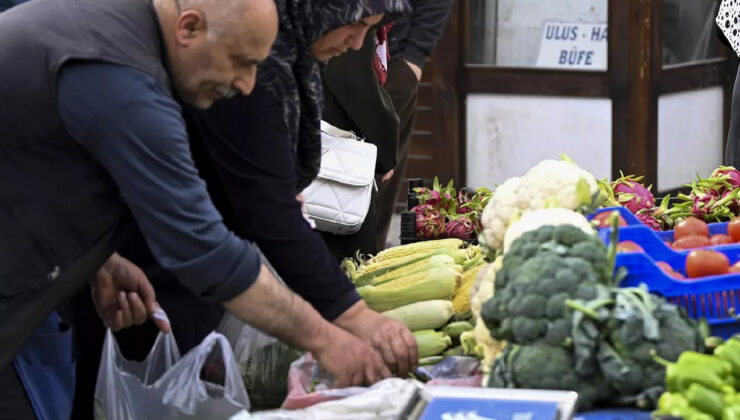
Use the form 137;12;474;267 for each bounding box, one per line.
241;341;303;411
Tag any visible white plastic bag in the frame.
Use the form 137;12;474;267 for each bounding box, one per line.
95;327;250;419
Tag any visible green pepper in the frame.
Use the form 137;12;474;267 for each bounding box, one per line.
653;351;735;394
677;351;733;378
686;383;725;419
716;342;740;377
655;405;714;420
657;392;688;412
724;405;740;420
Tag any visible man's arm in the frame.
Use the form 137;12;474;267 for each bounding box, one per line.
394;0;455;70
57;62;390;386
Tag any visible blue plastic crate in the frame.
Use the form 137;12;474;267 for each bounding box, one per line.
613;249;740;338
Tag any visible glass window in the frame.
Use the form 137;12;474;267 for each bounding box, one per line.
467;0;608;71
663;0;723;66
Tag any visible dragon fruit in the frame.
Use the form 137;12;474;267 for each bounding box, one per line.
444;216;476;240
415;187;441;206
611;173;655;214
723;189;740;213
635;209;663;231
456;190;471;214
710;165;740;189
412;205;445;239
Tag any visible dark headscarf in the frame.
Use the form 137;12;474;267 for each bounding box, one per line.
259;0;413;191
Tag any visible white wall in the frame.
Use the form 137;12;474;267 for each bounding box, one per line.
466;94;612;189
495;0;608;67
657;87;724;191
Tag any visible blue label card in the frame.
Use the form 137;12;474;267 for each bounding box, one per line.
420;398;559;420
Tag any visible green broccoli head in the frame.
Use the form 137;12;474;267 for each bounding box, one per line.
482;225;610;344
488;343;612;411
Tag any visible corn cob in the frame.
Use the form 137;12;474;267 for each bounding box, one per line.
381;300;454;331
443;321;474;339
371;238;463;263
357;265;460;312
453;263;485;316
359;251;462;288
413;330;452;358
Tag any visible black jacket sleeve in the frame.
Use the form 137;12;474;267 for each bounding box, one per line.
322;29;400;174
183;85;361;321
389;0;456;68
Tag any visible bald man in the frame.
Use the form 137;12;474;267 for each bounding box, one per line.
0;0;390;416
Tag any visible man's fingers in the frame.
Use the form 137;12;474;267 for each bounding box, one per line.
390;336;410;377
400;328;419;372
111;310;124;332
375;351;391;379
150;305;172;333
377;339;398;374
334;371;350;389
351;370;364;387
117;291;133;329
127;292;148;325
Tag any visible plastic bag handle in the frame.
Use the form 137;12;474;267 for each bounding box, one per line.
162;332;246;414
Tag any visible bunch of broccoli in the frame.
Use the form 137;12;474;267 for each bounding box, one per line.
482;224;704;410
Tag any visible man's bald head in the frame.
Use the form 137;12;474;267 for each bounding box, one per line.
155;0;278;108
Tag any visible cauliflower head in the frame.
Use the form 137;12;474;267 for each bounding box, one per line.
481;177;521;251
516;159;598;211
502;208;594;252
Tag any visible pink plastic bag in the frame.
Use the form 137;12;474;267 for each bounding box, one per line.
281;354;482;410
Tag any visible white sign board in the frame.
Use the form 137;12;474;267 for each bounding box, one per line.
535;20;608;70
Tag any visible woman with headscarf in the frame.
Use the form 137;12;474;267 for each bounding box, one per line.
182;0;415;369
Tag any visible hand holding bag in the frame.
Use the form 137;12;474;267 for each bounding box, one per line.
300;121;378;235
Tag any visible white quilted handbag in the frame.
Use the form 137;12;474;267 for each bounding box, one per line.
300;121;378;235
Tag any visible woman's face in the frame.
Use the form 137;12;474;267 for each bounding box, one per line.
310;14;384;61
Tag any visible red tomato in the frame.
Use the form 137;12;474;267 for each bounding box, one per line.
592;211;627;228
674;217;709;239
657;261;685;279
729;217;740;243
685;250;730;278
711;234;733;246
672;235;712;250
617;241;644;253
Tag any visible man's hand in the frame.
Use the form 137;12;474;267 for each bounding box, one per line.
311;326;392;388
222;266;389;387
404;60;422;81
92;252;170;332
334;301;419;377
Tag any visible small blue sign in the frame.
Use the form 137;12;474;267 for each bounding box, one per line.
419;397;559;420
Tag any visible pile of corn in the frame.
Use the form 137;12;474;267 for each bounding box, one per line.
342;239;488;358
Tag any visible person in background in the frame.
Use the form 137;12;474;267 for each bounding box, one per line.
0;0;392;417
320;25;401;258
375;0;455;249
64;1;417;417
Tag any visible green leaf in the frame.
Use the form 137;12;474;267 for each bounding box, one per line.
560;153;574;163
576;178;592;205
433;176;440;192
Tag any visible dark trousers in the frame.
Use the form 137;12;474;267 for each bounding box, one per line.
375;58;421;249
0;365;36;420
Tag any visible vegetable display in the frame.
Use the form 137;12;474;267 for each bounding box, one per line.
482;224;704;410
343;239;499;359
653;337;740;419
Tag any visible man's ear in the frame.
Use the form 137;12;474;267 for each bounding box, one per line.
174;10;207;46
